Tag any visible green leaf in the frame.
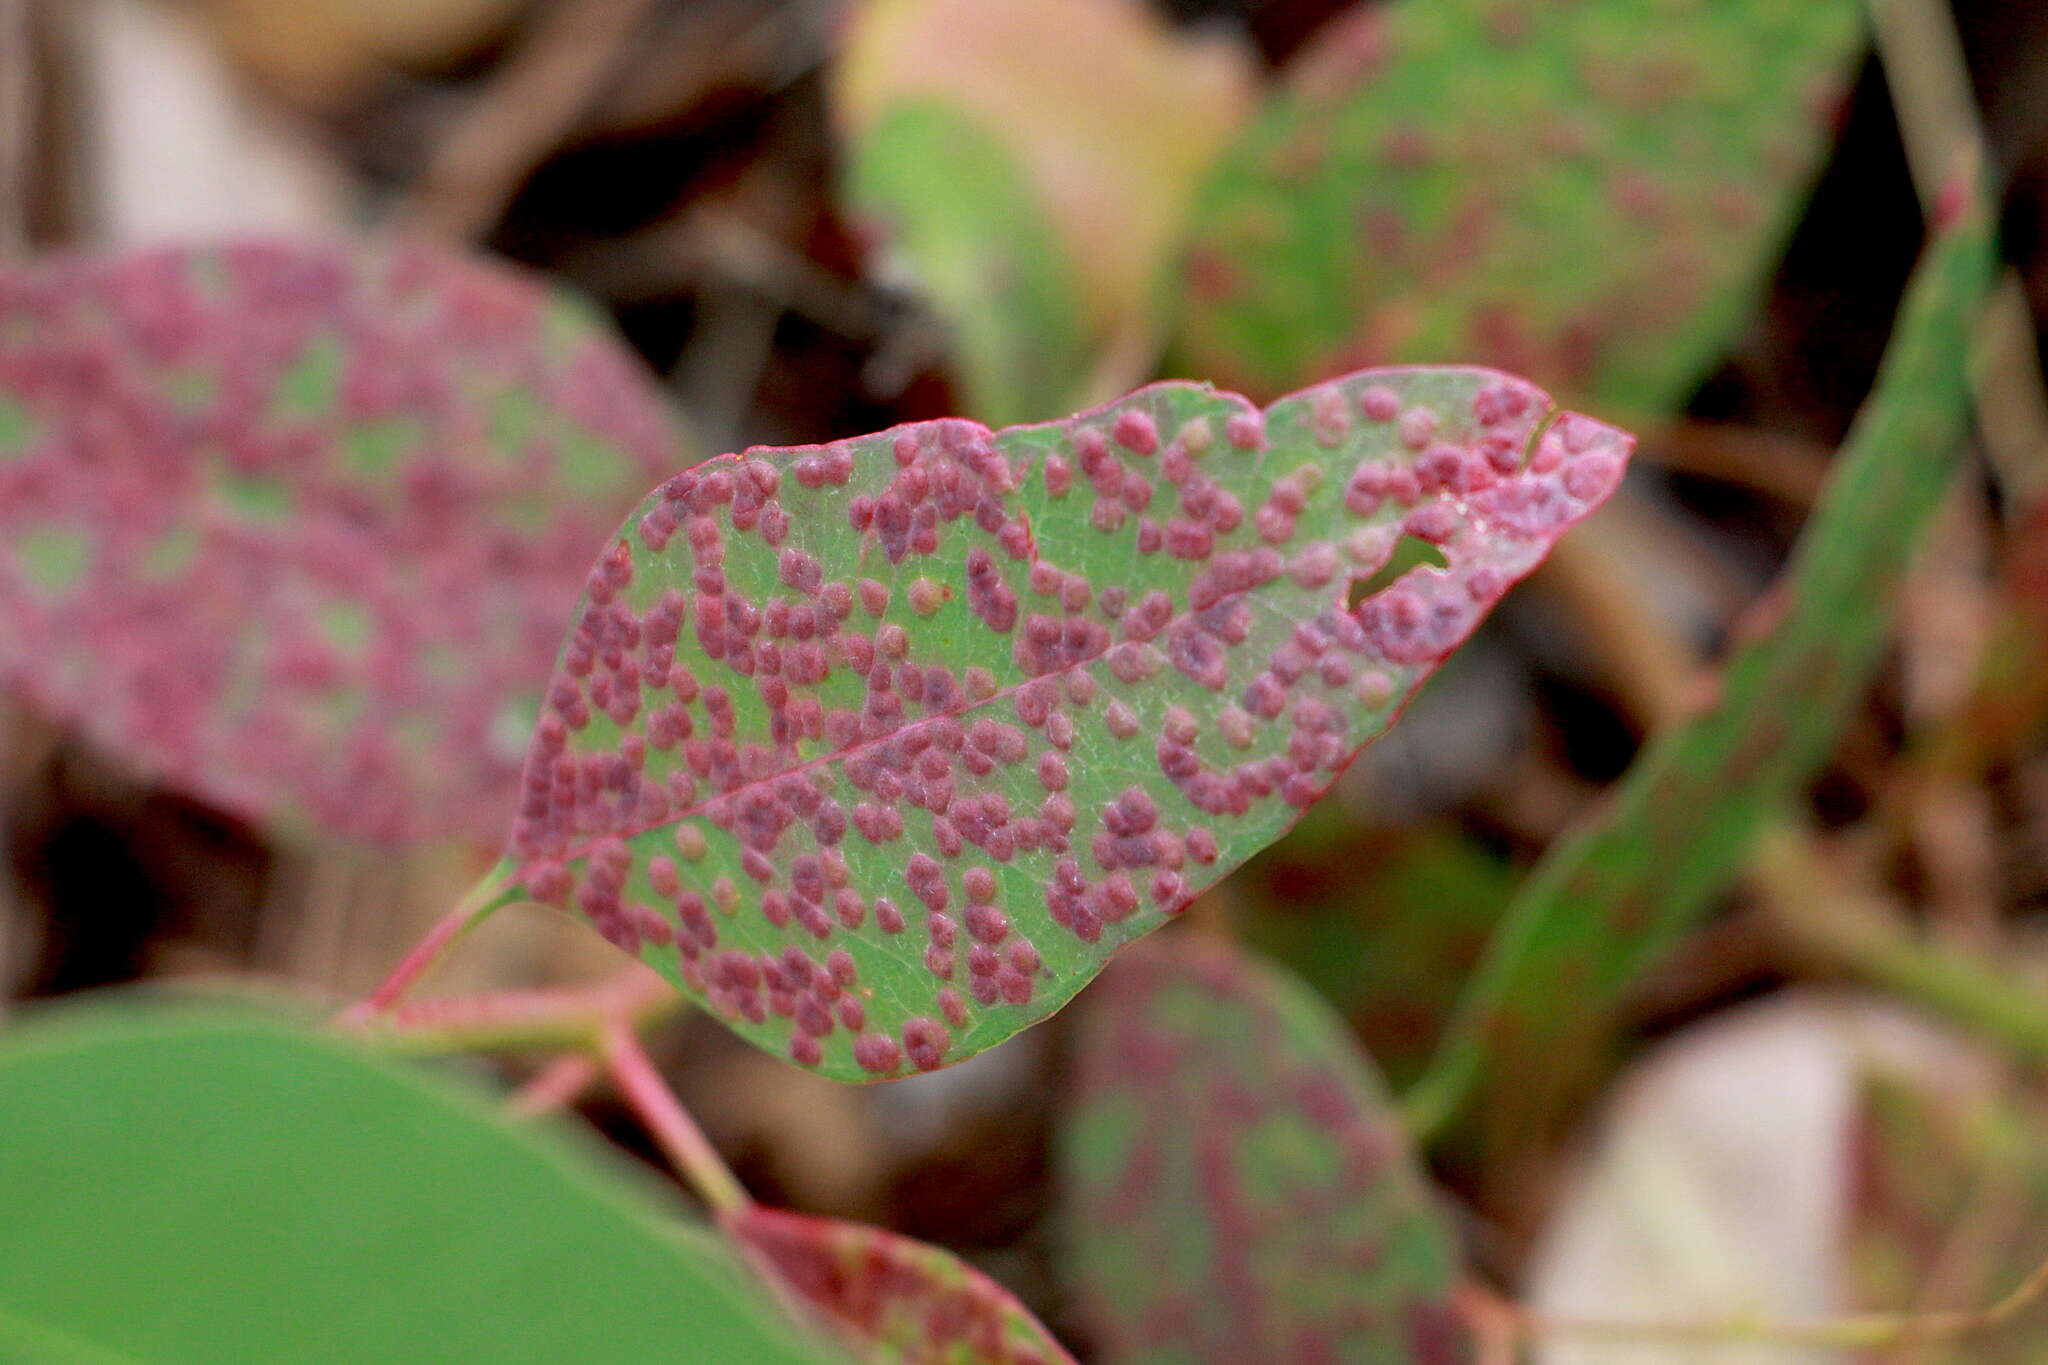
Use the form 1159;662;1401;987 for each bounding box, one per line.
847;102;1093;427
1059;936;1471;1364
0;1001;841;1364
498;367;1633;1081
833;0;1255;420
0;239;689;847
725;1204;1076;1364
1172;0;1865;414
1409;191;1997;1139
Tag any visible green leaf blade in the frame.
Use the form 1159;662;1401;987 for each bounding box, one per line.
726;1205;1076;1365
1060;936;1471;1364
503;368;1633;1081
0;1003;842;1364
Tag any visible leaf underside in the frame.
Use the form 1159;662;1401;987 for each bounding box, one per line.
1173;0;1864;413
0;239;684;846
727;1204;1077;1365
1060;936;1471;1364
1415;197;1994;1137
501;366;1632;1081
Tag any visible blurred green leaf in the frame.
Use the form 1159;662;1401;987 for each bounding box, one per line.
496;368;1630;1081
832;0;1255;419
1411;191;1996;1140
1173;0;1864;415
726;1204;1076;1364
1060;936;1470;1363
0;1002;840;1364
847;102;1093;426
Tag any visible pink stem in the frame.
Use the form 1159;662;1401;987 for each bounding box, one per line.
600;1018;749;1214
506;1053;601;1117
338;861;514;1025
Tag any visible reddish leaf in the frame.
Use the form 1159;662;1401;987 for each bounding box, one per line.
1060;935;1471;1363
500;366;1632;1079
726;1204;1076;1365
0;239;685;846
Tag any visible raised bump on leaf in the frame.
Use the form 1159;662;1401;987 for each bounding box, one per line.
726;1204;1077;1365
1060;936;1471;1363
501;365;1633;1081
0;239;687;846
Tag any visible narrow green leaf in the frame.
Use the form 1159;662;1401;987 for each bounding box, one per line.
833;0;1255;420
0;1002;841;1364
0;239;688;846
1411;192;1996;1138
499;367;1633;1080
847;102;1093;426
1173;0;1865;413
726;1204;1076;1364
1060;936;1471;1364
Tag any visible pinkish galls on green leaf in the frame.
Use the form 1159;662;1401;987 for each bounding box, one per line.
1173;0;1864;413
725;1204;1076;1365
1060;936;1472;1364
0;239;687;847
502;365;1632;1081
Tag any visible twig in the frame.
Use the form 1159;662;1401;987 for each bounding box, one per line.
391;0;664;241
340;963;680;1053
1753;825;2048;1063
1513;1248;2048;1350
335;859;516;1023
506;1052;601;1118
599;1018;750;1214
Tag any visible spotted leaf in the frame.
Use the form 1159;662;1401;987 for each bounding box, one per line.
1061;935;1471;1364
502;365;1632;1081
0;238;687;846
1411;188;1995;1141
1173;0;1864;414
726;1204;1076;1365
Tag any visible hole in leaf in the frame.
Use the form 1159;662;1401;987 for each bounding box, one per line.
1345;535;1448;611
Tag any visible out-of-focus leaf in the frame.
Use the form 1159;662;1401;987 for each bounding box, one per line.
0;1002;841;1364
1525;997;1860;1365
1410;189;1994;1141
1059;935;1471;1364
1528;993;2048;1365
1236;819;1515;1088
0;239;687;847
726;1204;1076;1364
489;366;1632;1080
1173;0;1864;414
846;102;1092;427
836;0;1254;337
